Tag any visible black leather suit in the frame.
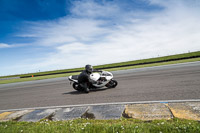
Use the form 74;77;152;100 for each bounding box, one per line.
78;69;101;91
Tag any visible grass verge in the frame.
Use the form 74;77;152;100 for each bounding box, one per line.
1;51;200;78
103;57;200;71
0;72;80;84
0;118;200;133
0;57;200;84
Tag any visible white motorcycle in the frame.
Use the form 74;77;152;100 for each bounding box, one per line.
68;71;118;92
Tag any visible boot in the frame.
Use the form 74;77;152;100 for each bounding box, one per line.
84;87;89;93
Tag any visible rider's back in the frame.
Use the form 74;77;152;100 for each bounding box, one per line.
78;70;90;83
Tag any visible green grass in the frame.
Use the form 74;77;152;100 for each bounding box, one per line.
94;51;200;69
0;118;200;133
0;72;80;84
103;57;200;71
1;51;200;78
0;51;200;84
0;57;200;84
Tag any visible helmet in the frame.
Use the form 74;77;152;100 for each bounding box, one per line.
85;64;93;73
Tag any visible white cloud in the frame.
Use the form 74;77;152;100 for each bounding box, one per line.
0;43;11;48
71;0;120;18
18;18;109;46
3;0;200;75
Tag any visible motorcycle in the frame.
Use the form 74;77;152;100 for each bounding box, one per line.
68;71;118;92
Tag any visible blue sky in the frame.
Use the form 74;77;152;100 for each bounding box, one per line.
0;0;200;76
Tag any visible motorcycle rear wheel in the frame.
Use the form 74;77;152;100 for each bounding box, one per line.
73;82;82;91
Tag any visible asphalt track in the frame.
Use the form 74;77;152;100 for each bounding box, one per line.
0;62;200;110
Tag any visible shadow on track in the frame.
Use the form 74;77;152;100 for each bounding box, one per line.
62;88;108;95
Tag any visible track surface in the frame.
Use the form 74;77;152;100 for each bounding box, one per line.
0;62;200;110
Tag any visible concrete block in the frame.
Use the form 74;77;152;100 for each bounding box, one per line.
123;103;173;120
53;106;88;120
82;105;125;119
19;108;59;122
2;110;34;121
0;112;14;122
167;102;200;120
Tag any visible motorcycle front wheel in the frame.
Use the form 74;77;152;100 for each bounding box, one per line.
106;79;118;88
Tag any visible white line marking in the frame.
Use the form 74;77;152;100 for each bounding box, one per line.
1;99;200;112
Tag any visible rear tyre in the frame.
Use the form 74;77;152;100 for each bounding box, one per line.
73;83;82;91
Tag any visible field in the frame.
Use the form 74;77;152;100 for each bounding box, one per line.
1;118;200;133
0;51;200;84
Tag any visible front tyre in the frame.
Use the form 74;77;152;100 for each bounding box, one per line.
106;79;118;88
111;80;118;88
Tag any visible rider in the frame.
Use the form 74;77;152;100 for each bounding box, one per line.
78;64;102;93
